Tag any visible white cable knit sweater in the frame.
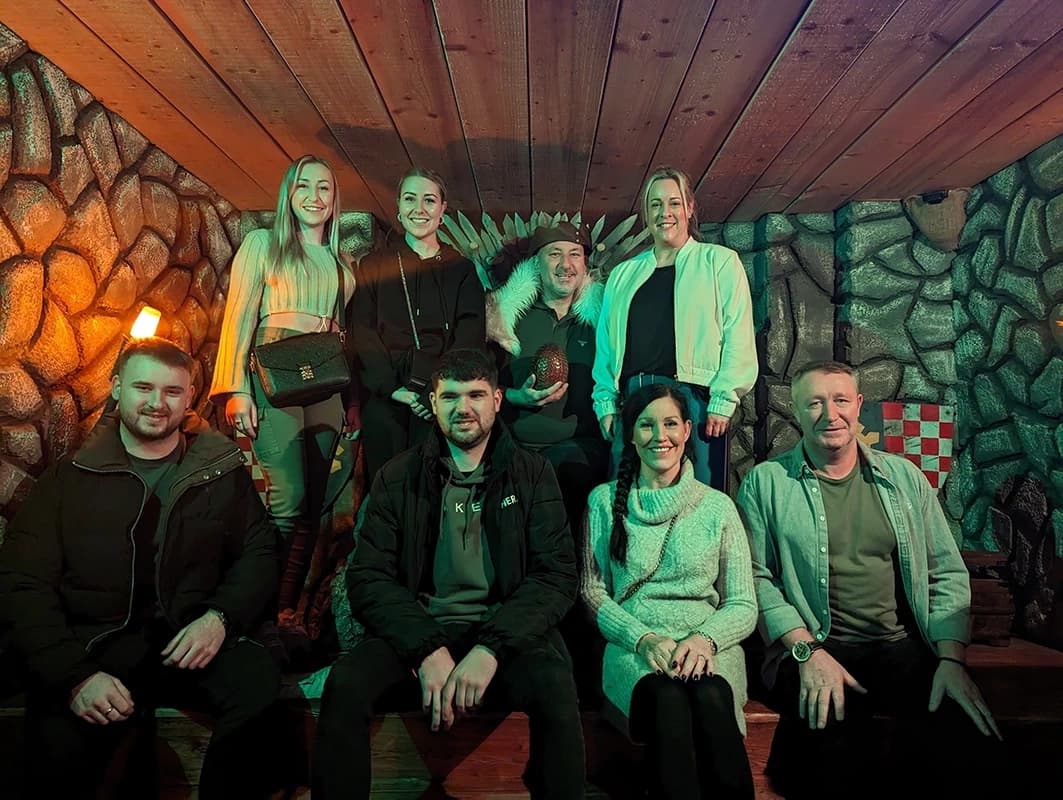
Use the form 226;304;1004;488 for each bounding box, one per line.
581;461;757;735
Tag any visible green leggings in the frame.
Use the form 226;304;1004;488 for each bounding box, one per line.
250;366;343;612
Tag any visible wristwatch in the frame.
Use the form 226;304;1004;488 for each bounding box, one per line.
208;607;230;634
790;640;824;663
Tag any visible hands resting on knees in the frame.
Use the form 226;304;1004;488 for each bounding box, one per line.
794;649;1001;740
418;645;499;732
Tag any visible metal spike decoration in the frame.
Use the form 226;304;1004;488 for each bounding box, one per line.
439;209;651;281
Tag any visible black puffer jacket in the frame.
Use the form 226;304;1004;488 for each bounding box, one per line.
0;414;278;691
345;421;576;666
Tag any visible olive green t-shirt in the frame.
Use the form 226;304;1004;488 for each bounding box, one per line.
818;456;910;643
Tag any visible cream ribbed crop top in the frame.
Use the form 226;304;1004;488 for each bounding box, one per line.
209;229;354;399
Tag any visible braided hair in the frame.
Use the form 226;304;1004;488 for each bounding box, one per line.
609;383;694;565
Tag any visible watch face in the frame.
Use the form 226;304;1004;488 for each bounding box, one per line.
792;641;812;662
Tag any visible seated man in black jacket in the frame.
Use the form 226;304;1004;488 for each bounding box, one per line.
313;347;585;799
0;337;280;800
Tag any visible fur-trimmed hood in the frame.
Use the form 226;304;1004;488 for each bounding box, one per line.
485;256;604;356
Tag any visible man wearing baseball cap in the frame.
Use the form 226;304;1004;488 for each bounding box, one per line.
485;221;608;527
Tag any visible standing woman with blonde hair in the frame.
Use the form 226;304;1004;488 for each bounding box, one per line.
349;167;485;482
210;154;356;620
592;166;757;492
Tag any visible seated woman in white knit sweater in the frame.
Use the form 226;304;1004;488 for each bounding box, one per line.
582;383;757;799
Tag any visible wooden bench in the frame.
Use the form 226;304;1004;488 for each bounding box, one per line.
3;638;1061;798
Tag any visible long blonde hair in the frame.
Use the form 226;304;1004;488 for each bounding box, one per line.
639;166;699;238
267;155;342;278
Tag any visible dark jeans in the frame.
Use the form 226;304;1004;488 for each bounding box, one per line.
630;674;753;800
24;623;281;800
360;394;433;483
312;625;586;799
537;435;610;535
767;637;1003;799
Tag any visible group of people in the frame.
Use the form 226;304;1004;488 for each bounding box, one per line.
0;154;1003;800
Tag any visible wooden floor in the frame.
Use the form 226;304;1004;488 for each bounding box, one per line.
5;638;1063;798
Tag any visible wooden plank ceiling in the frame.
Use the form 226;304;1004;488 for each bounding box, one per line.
6;0;1063;222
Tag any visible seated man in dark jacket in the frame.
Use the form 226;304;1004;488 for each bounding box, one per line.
313;347;585;799
0;337;280;800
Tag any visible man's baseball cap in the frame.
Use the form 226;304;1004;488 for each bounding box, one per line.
526;221;590;255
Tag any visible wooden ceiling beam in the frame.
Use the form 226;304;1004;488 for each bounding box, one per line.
527;0;619;215
8;0;271;208
155;0;383;216
923;87;1063;193
435;0;530;216
792;0;1063;212
646;0;807;221
582;0;713;223
695;0;905;223
863;28;1063;198
59;0;291;209
731;0;998;221
339;0;479;217
245;0;411;216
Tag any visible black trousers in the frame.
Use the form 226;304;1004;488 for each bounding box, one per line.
312;625;586;799
360;395;433;484
629;673;754;800
766;637;1004;800
24;623;281;800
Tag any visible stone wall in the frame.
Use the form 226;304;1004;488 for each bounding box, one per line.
0;31;243;539
702;132;1063;556
946;136;1063;554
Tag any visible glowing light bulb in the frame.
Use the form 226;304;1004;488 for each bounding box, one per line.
130;306;161;339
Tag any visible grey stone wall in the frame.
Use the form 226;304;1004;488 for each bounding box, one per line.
701;214;837;490
703;132;1063;556
946;137;1063;554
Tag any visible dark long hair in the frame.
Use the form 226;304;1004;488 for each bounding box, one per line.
609;384;694;565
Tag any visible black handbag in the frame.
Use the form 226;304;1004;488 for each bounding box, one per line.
250;257;351;407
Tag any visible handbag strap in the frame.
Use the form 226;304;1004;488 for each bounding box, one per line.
616;512;679;606
397;251;421;350
329;256;346;332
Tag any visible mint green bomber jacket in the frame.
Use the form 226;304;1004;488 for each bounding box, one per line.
735;439;971;689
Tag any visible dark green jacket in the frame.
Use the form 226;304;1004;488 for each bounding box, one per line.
346;421;576;666
0;414;278;691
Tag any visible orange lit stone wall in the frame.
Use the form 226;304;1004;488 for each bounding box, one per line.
0;31;240;538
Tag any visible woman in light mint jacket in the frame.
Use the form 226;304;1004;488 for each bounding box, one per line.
592;166;757;492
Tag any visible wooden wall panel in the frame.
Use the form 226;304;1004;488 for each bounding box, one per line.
527;0;619;214
8;0;270;208
865;28;1063;197
792;0;1063;212
60;0;291;206
155;0;382;216
245;0;411;215
645;0;807;218
732;0;998;221
582;0;713;220
696;0;906;222
340;0;479;215
435;0;530;216
925;88;1063;191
